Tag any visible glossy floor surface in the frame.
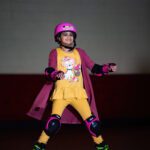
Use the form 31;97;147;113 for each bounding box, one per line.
0;121;149;150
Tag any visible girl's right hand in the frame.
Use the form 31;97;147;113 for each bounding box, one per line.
56;71;65;80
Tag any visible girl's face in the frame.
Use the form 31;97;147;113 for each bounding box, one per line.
59;31;74;46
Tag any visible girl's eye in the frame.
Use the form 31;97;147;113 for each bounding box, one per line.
69;33;73;36
62;32;73;36
63;33;68;36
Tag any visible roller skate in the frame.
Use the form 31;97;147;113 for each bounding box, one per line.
33;142;46;150
95;141;109;150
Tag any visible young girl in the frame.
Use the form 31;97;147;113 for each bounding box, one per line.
27;22;117;150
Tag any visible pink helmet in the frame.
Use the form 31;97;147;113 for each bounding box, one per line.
54;22;77;42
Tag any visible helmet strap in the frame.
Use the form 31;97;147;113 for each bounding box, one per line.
60;40;76;51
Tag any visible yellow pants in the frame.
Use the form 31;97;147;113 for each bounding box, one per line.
38;98;103;144
51;98;92;120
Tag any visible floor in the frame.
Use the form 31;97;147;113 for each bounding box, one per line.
0;121;149;150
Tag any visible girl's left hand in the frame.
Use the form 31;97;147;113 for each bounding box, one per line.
109;63;117;72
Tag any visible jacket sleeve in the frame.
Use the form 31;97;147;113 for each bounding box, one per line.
79;49;95;70
48;49;57;68
79;48;111;76
45;49;58;81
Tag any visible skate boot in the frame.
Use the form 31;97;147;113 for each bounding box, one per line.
95;141;109;150
33;142;46;150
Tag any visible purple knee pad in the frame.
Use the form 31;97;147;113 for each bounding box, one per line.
44;114;61;136
85;115;101;137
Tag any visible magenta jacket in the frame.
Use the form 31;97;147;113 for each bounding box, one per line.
27;48;99;124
